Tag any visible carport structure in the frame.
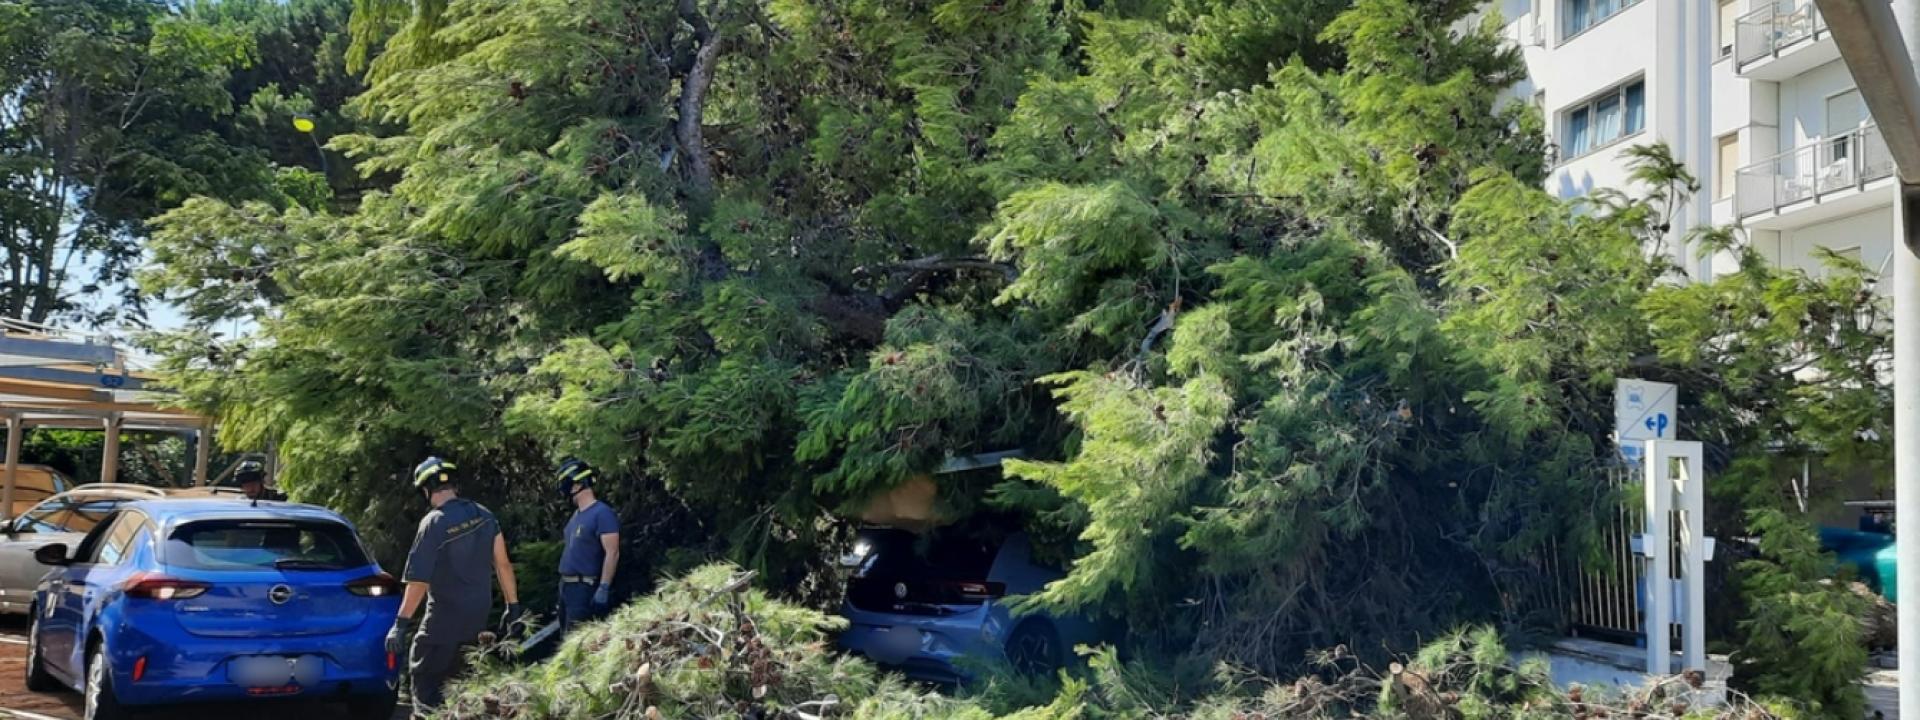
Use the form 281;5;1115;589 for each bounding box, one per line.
0;318;214;519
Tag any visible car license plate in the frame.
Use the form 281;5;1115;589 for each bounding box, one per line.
878;626;921;657
229;655;322;688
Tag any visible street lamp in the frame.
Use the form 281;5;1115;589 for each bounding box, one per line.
292;113;328;176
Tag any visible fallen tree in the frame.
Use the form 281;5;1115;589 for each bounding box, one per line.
139;0;1884;710
441;566;1804;720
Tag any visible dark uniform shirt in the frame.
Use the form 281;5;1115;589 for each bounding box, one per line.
402;497;500;643
558;501;618;577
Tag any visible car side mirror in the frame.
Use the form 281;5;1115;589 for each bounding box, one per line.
34;543;71;566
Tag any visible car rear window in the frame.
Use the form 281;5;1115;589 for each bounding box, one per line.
846;529;1003;613
166;520;369;571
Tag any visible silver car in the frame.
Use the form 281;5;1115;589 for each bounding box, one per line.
0;484;167;614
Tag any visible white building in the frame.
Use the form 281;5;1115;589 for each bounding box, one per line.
1481;0;1902;284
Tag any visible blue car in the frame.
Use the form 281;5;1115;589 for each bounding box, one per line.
22;499;403;720
837;528;1098;683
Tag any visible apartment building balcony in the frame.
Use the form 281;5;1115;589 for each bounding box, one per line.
1734;2;1839;81
1735;123;1898;230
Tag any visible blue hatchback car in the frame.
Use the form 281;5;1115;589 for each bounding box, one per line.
837;528;1098;683
22;499;402;720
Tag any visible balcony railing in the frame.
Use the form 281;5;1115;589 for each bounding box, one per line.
1734;123;1896;217
1735;2;1826;66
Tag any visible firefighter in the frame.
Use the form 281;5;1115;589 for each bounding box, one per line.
385;456;522;718
554;458;620;635
232;460;283;501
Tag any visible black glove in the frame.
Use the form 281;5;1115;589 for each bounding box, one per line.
499;602;524;634
592;583;611;609
385;616;414;657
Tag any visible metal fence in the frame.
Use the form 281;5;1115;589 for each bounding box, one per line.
1735;123;1896;218
1568;464;1645;637
1506;464;1645;640
1735;1;1826;66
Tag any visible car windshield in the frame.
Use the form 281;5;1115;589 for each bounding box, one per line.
12;502;68;534
166;519;369;571
66;500;122;533
12;497;128;534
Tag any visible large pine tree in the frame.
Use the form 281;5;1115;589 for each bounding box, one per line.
142;0;1888;695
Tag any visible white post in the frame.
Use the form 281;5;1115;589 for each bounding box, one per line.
1673;442;1707;673
1897;182;1920;712
2;413;20;520
1644;441;1673;675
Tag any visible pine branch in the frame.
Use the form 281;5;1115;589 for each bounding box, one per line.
863;254;1017;280
861;254;1018;305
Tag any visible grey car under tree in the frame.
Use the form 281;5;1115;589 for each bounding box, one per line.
0;485;165;613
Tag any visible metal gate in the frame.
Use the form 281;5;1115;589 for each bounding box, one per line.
1507;464;1644;641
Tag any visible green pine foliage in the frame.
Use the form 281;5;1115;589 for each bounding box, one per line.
132;0;1889;704
1643;241;1891;513
1735;510;1868;719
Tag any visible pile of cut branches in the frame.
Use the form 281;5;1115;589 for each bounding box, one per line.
438;563;974;719
1173;628;1802;720
442;572;1811;720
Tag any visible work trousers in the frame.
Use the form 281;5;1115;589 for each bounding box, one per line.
559;580;603;635
408;640;472;718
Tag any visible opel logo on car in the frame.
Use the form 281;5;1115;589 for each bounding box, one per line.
269;584;294;605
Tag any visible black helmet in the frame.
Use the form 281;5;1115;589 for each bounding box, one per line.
413;456;458;491
555;458;596;499
234;460;265;486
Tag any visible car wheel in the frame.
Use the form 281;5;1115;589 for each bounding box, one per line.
84;642;130;720
1005;620;1062;676
24;608;58;692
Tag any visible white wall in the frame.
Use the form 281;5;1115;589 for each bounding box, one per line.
1776;207;1896;279
1536;2;1660;200
1480;0;1898;288
1708;24;1753;234
1776;59;1858;151
1477;0;1546;107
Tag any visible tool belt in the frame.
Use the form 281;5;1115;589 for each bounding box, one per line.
560;575;598;584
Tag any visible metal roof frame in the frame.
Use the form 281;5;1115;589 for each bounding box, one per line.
0;324;215;519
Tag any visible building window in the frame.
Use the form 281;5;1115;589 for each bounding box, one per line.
1563;78;1645;158
1717;0;1739;59
1716;133;1740;199
1563;0;1642;41
1826;89;1865;160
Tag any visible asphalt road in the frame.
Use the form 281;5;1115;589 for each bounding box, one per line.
0;616;406;720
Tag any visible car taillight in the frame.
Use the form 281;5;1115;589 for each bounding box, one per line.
347;572;403;598
123;573;209;601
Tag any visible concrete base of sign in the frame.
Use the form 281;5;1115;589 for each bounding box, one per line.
1516;638;1732;707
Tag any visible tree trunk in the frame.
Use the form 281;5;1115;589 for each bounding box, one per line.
675;0;722;210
